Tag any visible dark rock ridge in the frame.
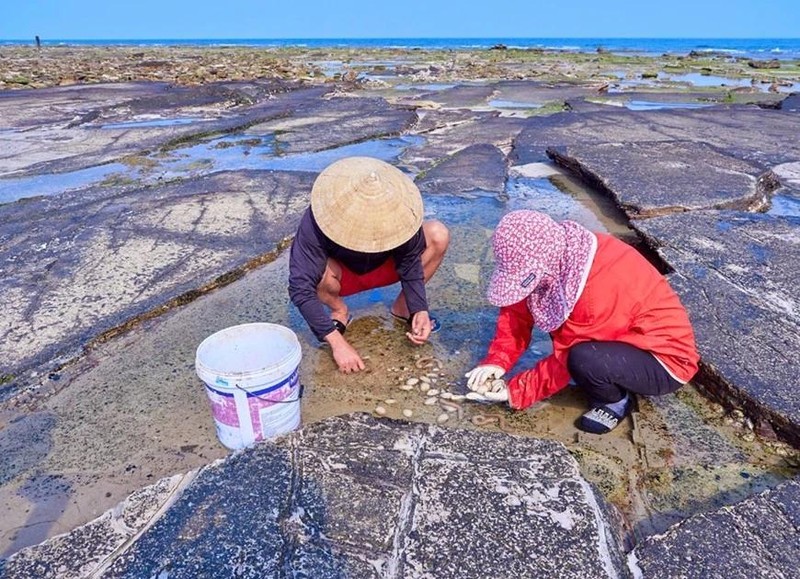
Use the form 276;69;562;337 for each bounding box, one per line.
1;415;631;579
547;141;777;217
632;478;800;578
634;211;800;444
416;143;507;195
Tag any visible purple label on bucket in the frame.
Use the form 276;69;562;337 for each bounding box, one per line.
204;367;300;442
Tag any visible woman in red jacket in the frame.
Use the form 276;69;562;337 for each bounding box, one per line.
465;210;700;434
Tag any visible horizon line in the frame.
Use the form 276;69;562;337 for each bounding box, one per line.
2;36;800;41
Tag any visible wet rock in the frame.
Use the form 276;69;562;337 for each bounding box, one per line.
635;211;800;444
423;84;496;109
780;93;800;113
547;141;774;217
632;478;800;578
0;413;57;485
3;415;630;578
514;106;800;168
0;82;324;177
416;143;507;195
406;109;526;171
248;95;416;155
0;474;189;578
0;170;315;397
747;59;781;69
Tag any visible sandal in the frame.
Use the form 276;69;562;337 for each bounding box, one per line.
577;394;631;434
391;312;441;333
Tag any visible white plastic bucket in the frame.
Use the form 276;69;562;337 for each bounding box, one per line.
195;323;302;450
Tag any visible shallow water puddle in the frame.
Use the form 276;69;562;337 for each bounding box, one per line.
625;100;714;111
259;135;425;173
488;99;544;109
99;117;214;129
611;71;800;94
664;72;800;93
0;163;128;205
768;195;800;217
154;134;425;177
395;83;458;92
0;134;426;204
661;71;755;89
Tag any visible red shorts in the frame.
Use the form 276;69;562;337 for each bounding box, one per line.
338;258;400;297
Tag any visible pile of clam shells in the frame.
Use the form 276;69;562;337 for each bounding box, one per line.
373;356;465;424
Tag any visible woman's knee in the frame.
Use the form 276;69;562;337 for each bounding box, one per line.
567;342;600;382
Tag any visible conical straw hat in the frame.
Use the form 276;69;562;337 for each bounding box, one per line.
311;157;424;253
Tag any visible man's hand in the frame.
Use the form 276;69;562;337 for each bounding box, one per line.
325;330;365;373
406;311;432;345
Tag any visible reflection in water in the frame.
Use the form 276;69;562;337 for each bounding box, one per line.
488;99;543;109
0;134;426;205
100;117;212;129
626;100;713;111
259;136;425;173
768;195;800;218
395;83;458;92
0;163;127;205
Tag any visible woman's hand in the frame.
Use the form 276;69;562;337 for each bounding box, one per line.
464;365;506;390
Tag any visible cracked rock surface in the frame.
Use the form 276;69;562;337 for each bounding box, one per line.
1;414;630;579
632;478;800;579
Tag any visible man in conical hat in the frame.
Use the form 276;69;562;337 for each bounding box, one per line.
289;157;450;373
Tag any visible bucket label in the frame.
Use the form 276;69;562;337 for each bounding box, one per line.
203;365;301;449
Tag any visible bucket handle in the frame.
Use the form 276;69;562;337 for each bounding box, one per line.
233;382;304;403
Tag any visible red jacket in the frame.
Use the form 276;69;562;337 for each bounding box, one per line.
481;233;700;410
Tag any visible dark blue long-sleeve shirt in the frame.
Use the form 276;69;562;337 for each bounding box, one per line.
288;208;428;341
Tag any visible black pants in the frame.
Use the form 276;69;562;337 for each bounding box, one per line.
567;341;683;404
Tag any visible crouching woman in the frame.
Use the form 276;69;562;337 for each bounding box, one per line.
466;210;699;434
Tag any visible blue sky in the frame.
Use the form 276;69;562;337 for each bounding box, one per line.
3;0;799;39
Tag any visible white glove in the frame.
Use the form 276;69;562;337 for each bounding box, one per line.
465;365;505;391
465;388;509;403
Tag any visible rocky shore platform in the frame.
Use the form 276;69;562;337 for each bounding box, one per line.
1;47;799;577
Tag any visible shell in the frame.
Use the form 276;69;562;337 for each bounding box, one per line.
436;413;449;424
398;384;414;391
402;409;413;418
424;396;438;406
450;394;466;402
439;392;453;400
505;495;522;507
420;375;431;384
419;382;431;393
384;398;396;405
405;378;420;386
374;406;387;416
415;356;443;370
426;389;440;397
